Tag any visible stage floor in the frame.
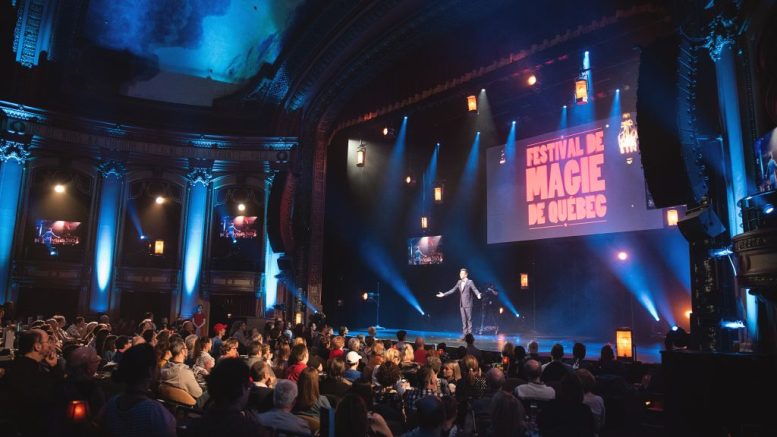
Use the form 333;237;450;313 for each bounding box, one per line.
351;327;663;364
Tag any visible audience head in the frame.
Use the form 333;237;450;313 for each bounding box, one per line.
514;345;527;362
115;335;130;352
600;344;615;362
74;316;85;327
338;326;349;337
415;337;425;348
250;360;276;387
113;343;157;388
573;342;586;360
557;372;585;403
575;368;596;394
222;338;240;358
396;330;407;342
384;348;401;365
502;342;515;357
415;396;445;431
332;336;345;351
248;340;262;357
193;336;212;360
273;379;298;410
345;351;360;369
464;333;475;345
485;367;505;391
528;340;539;355
296;367;322;410
371;341;385;357
461;354;480;381
524;359;542;382
67;346;101;380
416;365;438;391
327;357;347;379
551;343;564;361
169;337;187;362
442;360;461;381
19;329;51;361
141;329;156;346
427;355;442;374
208;358;252;407
376;361;401;388
491;393;526;435
213;323;228;336
308;355;324;373
367;326;377;337
290;343;309;365
335;394;369;437
347;337;361;352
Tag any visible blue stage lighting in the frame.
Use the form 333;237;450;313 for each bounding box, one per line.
49;249;57;256
181;181;208;317
0;158;24;304
264;237;280;310
721;320;745;329
671;325;679;331
94;174;122;312
563;105;567;109
140;235;146;240
763;204;774;214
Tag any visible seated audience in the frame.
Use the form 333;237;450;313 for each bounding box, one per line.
490;392;526;437
257;379;311;435
247;360;275;414
320;357;352;399
404;365;440;415
577;368;606;433
335;394;393;437
112;335;131;363
541;343;572;383
464;334;482;363
159;338;203;400
401;395;446;437
515;359;555;401
220;338;240;361
5;329;64;436
210;322;227;360
374;361;408;430
329;335;346;359
187;359;269;436
344;350;363;382
527;340;541;361
102;335;118;363
293;367;332;423
285;343;309;382
246;340;263;369
572;342;590;370
67;316;87;339
413;337;428;365
97;343;176;436
537;372;595;437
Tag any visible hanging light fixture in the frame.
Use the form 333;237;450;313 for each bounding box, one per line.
575;74;589;104
420;216;428;229
433;184;444;204
356;143;366;167
467;95;477;112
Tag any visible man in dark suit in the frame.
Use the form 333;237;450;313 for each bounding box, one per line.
437;268;482;338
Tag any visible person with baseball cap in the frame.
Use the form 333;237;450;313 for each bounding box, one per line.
210;323;228;360
344;350;362;382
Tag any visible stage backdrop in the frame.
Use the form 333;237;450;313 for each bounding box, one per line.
487;114;666;243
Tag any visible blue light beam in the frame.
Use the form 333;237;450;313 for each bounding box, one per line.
92;173;122;312
181;181;208;318
0;158;24;303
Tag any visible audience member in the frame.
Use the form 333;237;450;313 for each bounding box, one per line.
401;395;445;437
329;335;346;359
257;380;311;435
246;340;263;369
247;360;275;414
159;338;203;400
97;343;176;436
490;392;526;436
344;350;363;382
572;342;589;370
188;359;269;436
321;357;352;398
464;334;482;363
515;359;555;401
537;372;595;437
285;343;309;382
541;343;572;383
112;335;131;363
527;340;541;361
413;337;428;365
293;367;332;422
210;323;227;360
577;368;606;433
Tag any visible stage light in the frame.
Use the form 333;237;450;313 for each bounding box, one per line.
140;235;146;240
666;209;679;226
434;185;443;203
671;325;679;332
563;105;567;109
498;148;506;165
467;95;477;112
499;307;504;314
615;328;634;360
721;320;745;329
420;216;428;230
575;76;589;104
383;127;388;136
356;144;366;167
520;273;529;289
481;88;485;92
49;248;57;256
362;292;368;301
54;184;65;193
154;239;164;255
237;203;246;212
616;88;620;93
685;309;692;319
527;74;537;86
764;204;774;214
617;251;628;261
155;196;165;204
405;175;412;184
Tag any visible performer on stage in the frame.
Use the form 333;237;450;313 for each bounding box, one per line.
436;268;481;338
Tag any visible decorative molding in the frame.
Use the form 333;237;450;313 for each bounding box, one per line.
12;0;57;68
0;139;30;163
186;167;213;187
97;160;127;179
705;10;740;62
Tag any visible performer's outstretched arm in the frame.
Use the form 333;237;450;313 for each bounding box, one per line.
437;285;458;298
471;281;482;299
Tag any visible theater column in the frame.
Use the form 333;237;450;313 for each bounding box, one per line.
708;23;756;340
0;139;29;304
91;161;126;315
178;167;212;319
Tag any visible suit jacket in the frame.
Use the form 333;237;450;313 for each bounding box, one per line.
442;278;481;308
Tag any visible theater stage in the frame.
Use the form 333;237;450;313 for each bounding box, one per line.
350;327;663;364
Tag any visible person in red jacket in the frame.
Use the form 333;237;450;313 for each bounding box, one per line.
285;344;309;382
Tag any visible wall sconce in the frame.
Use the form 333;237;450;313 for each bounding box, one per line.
420;216;428;230
154;240;165;256
520;273;529;289
666;209;679;227
575;74;589;104
356;144;366;167
467;95;477;112
295;312;302;325
433;185;443;203
615;327;635;360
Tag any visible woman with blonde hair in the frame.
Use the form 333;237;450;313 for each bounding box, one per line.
329;335;345;359
384;347;401;366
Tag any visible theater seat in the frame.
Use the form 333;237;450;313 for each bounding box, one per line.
158;383;197;407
